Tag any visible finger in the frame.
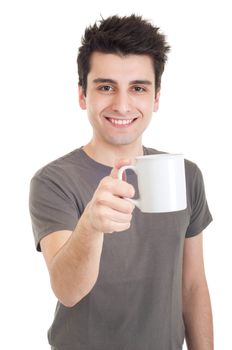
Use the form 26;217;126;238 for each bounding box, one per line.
105;207;133;224
97;191;135;213
110;158;134;180
100;177;135;198
114;180;135;198
107;221;131;234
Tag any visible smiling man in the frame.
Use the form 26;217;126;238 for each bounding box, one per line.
29;15;213;350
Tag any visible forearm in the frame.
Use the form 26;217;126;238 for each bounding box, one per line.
183;282;214;350
50;209;104;307
44;171;135;308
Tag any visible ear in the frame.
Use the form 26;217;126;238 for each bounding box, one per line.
153;89;161;112
78;85;87;110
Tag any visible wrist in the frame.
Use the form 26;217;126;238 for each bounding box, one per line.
77;203;103;241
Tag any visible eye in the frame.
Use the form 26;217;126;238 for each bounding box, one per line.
98;85;114;92
133;86;146;93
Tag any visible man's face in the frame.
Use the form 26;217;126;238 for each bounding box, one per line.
79;52;160;147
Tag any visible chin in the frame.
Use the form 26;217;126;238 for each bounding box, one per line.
105;136;139;146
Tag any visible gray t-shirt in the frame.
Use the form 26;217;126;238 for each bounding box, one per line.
29;146;212;350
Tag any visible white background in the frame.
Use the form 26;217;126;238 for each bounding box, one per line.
0;0;231;349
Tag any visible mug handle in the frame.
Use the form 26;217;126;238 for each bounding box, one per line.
117;165;141;209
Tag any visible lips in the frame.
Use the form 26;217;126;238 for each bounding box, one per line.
104;117;138;127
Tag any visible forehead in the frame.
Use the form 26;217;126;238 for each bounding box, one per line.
88;52;155;83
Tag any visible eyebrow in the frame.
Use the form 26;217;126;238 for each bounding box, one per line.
93;78;152;85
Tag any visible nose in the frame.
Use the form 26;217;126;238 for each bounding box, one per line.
111;91;131;115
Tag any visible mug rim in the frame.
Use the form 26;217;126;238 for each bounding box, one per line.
136;153;184;160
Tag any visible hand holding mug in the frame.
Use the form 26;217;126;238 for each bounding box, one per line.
84;159;135;234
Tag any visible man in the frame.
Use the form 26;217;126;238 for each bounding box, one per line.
29;14;213;350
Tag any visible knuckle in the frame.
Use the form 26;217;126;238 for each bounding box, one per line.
124;222;131;230
123;214;132;223
94;194;104;205
128;184;135;197
100;177;113;191
94;204;105;221
123;183;135;198
114;224;123;232
126;202;135;213
94;190;109;206
131;202;136;210
107;222;116;233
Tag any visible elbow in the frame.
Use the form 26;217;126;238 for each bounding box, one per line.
52;288;83;308
57;289;94;308
51;282;83;308
58;297;80;308
50;278;95;308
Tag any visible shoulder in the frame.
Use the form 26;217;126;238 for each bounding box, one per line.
31;148;83;183
143;146;167;156
29;148;87;203
29;148;87;211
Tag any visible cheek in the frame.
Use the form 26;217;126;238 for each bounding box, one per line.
137;98;154;115
88;104;101;118
87;95;111;117
86;94;98;115
86;100;105;124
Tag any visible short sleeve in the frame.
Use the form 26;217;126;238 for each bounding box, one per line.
29;173;79;251
185;165;213;238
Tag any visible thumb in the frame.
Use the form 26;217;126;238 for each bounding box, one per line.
110;158;134;181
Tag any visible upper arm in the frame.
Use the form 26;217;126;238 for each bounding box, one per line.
182;232;207;292
40;230;73;270
29;173;78;252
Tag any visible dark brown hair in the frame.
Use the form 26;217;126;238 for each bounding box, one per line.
77;14;170;95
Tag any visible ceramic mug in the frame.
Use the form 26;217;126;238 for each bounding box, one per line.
117;154;187;213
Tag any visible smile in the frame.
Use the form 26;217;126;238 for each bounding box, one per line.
105;117;138;127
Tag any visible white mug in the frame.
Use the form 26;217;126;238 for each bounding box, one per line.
117;154;187;213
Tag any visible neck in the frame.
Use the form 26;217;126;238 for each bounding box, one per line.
83;140;144;167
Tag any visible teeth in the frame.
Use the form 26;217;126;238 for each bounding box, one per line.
108;118;134;125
